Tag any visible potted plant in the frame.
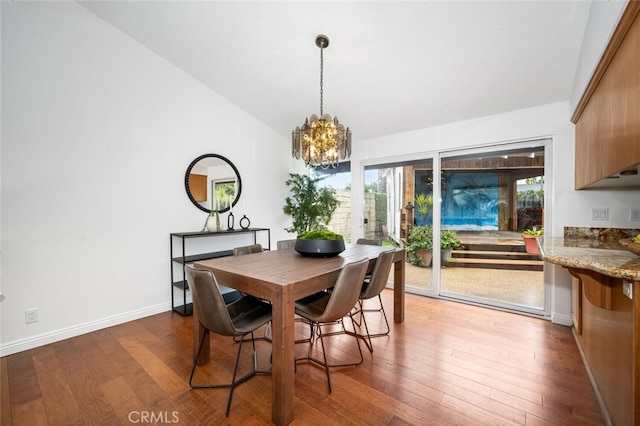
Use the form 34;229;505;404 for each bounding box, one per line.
283;173;339;234
406;226;463;266
522;226;543;255
202;210;221;232
440;229;463;261
295;229;345;257
406;225;434;266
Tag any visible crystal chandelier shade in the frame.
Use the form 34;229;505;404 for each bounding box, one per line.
292;35;351;169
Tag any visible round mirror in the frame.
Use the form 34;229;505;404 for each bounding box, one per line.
184;154;242;214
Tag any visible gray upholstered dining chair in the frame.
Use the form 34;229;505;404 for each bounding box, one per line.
294;258;369;392
276;239;296;250
185;265;272;417
350;249;395;353
356;237;382;278
233;242;271;340
356;238;382;246
215;244;264;305
232;243;263;256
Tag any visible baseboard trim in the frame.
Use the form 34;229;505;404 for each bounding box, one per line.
550;312;573;326
0;302;171;357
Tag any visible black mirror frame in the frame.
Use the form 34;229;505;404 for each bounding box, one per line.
184;153;242;214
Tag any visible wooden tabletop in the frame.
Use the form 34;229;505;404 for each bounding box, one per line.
195;244;397;300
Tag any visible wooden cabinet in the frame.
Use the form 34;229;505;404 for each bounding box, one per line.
568;268;638;426
188;173;207;202
170;228;270;315
572;3;640;189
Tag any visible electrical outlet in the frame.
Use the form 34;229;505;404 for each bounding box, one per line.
630;208;640;221
591;208;609;221
25;308;38;324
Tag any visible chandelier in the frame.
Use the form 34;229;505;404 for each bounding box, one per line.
292;34;351;169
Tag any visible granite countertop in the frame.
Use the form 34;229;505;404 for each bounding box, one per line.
541;237;640;281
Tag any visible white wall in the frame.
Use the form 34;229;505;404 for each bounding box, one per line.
570;0;628;113
0;2;295;355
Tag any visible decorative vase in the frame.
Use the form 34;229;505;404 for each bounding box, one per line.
205;211;221;232
227;212;235;230
294;238;345;257
240;215;250;229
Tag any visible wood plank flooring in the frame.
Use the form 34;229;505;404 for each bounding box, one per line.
1;291;605;425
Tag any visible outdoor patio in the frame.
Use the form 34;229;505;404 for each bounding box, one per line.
402;264;544;308
393;230;544;309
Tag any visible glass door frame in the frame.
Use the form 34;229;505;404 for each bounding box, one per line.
362;152;439;297
436;138;552;317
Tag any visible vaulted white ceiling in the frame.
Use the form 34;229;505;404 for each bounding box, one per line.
79;1;592;140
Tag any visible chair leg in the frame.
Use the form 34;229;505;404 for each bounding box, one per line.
264;321;271;340
189;326;208;387
348;296;391;352
316;325;332;392
225;334;246;416
189;329;270;417
297;320;364;392
353;296;390;330
358;303;374;353
373;294;391;338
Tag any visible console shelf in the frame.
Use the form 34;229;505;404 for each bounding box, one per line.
170;228;270;316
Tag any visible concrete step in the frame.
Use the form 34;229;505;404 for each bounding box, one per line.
444;257;543;271
452;249;539;261
448;239;542;271
460;242;526;252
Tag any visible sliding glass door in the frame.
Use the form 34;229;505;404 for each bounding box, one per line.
364;158;437;295
437;141;548;315
363;139;549;316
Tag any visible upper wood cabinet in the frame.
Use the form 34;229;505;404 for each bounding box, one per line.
188;173;207;202
572;2;640;189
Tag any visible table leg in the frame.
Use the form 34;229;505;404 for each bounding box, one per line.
270;285;295;425
393;255;405;323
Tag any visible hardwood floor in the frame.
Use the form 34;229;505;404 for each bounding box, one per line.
1;291;605;425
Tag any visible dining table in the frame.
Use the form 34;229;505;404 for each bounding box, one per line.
193;243;406;426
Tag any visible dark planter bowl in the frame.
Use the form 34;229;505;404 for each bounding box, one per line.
295;238;346;257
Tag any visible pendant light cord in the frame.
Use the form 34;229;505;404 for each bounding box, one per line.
319;46;324;116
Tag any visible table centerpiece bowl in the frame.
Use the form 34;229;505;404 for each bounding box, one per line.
295;229;345;258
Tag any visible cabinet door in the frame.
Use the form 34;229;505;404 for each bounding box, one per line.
574;6;640;188
188;174;207;202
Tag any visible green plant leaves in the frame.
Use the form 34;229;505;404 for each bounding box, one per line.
283;173;340;234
